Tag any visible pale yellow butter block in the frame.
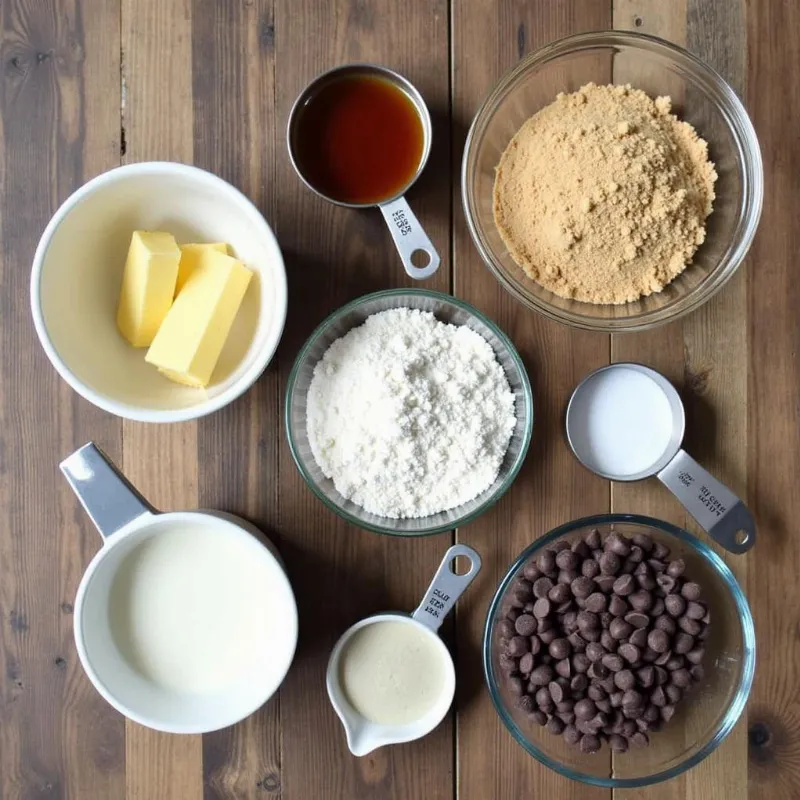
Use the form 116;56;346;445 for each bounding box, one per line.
116;230;181;347
145;250;253;388
175;242;228;296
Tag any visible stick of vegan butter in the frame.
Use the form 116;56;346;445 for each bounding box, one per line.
117;231;181;347
145;250;253;388
175;242;228;295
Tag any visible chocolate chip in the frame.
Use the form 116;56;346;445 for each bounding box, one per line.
636;665;655;688
608;594;628;617
558;569;579;586
582;559;600;578
599;552;621;575
614;670;635;691
529;635;542;656
582;627;601;643
605;532;631;557
555;658;571;679
661;704;676;722
632;533;654;552
507;636;529;656
515;614;537;636
654;614;677;635
572;653;590;674
530;709;548;726
624;611;650;629
643;704;660;723
519;653;534;674
507;677;524;696
647;558;667;573
636;573;657;591
618;643;640;664
567;632;585;653
629;627;648;649
587;661;609;680
681;582;702;601
610;690;623;708
549;637;571;660
555;549;579;571
533;598;551;619
572;539;591;558
602;653;624;672
535;686;554;710
671;668;692;688
652;540;670;559
564;724;581;745
665;593;686;617
499;653;519;674
678;616;702;636
654;666;668;685
571;576;594;599
629;590;653;612
656;574;676;594
575;698;597;720
630;730;650;747
586;642;605;663
571;673;589;693
546;716;565;735
647;629;670;653
595;576;616;595
612;574;635;596
538;550;557;575
523;562;542;581
530;665;554;686
497;619;515;640
666;558;685;578
549;680;565;704
552;540;571;553
587;683;607;702
539;627;557;645
515;694;535;713
585;592;607;613
690;664;705;682
686;646;705;665
685;601;706;620
548;583;572;604
651;597;665;617
673;632;694;655
577;610;599;631
621;689;644;711
585;529;602;549
600;630;617;652
665;683;683;703
609;617;633;640
653;649;672;666
533;577;554;598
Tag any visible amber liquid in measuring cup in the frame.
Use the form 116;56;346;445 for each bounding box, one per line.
292;74;424;205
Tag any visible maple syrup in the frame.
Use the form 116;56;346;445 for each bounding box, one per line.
292;73;425;206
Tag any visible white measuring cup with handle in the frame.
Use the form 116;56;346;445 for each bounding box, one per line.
566;363;755;554
326;544;481;756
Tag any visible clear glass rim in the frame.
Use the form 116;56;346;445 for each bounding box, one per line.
482;512;756;788
462;30;764;333
284;288;535;536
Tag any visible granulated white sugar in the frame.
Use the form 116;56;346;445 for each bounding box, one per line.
306;308;516;518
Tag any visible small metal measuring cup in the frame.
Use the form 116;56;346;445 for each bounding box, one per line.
566;363;755;554
287;63;440;280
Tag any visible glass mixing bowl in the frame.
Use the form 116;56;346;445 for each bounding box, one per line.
285;289;534;536
483;514;755;787
462;31;763;332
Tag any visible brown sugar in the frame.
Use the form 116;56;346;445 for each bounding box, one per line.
493;83;717;304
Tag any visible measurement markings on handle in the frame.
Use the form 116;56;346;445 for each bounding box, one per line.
392;208;412;236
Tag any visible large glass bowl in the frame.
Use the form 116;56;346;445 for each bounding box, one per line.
462;31;763;332
285;289;533;536
483;514;755;787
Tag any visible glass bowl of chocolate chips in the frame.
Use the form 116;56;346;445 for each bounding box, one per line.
483;514;755;787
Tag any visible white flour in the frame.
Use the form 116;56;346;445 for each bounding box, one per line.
306;308;516;518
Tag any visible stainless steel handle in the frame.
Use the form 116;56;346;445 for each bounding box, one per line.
60;442;154;540
412;544;482;632
379;196;440;280
657;449;755;554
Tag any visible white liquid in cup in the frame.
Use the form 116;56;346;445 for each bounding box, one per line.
339;619;449;726
568;367;674;478
108;526;281;694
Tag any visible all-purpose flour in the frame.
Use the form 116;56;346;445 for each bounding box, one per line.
306;308;516;518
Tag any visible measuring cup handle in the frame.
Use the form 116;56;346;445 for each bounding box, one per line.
378;196;440;280
60;442;155;540
412;544;482;632
657;449;755;554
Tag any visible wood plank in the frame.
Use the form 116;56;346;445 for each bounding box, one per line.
452;2;613;799
272;1;453;798
743;0;800;797
0;1;125;798
189;1;282;797
120;0;203;797
612;2;750;798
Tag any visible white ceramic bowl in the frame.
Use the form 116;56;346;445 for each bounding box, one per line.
30;162;287;422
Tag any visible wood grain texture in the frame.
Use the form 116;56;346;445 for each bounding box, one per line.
451;2;612;799
120;0;203;797
190;1;282;797
0;1;124;799
744;0;800;796
273;2;453;799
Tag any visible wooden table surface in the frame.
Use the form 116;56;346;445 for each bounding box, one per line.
1;0;798;798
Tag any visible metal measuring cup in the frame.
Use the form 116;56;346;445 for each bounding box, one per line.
566;363;755;554
287;63;440;280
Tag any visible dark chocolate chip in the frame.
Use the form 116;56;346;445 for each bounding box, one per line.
678;616;702;636
624;611;650;629
665;593;686;617
575;698;597;720
523;562;542;581
533;577;554;599
666;558;686;578
586;641;605;663
507;636;530;657
571;576;595;599
549;680;565;704
629;627;649;649
555;549;579;571
609;733;629;752
686;647;705;665
497;619;516;640
681;582;702;601
605;532;631;557
530;709;548;726
608;594;628;617
571;673;589;693
665;683;683;703
614;670;635;691
661;704;676;722
647;629;670;653
519;653;534;674
685;601;706;620
585;529;602;549
612;574;636;596
507;677;524;696
533;598;551;619
515;614;537;636
548;583;571;604
599;551;621;575
546;716;565;735
549;637;570;660
539;628;557;645
537;550;557;575
629;590;653;612
585;592;607;613
602;653;624;672
515;694;535;713
530;665;554;686
600;631;617;652
582;559;600;579
563;724;581;745
580;733;601;753
618;643;640;664
671;668;692;688
690;664;705;682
